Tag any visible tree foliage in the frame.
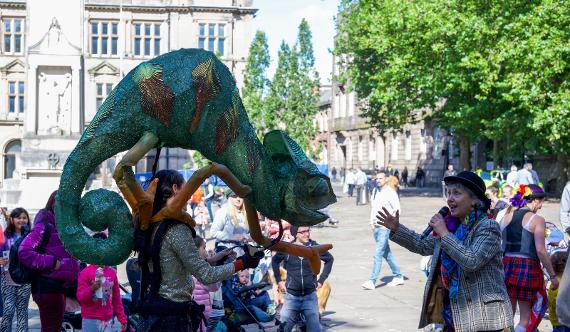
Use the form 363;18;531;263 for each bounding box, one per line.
265;41;291;132
242;30;271;137
335;0;569;174
253;20;321;158
286;19;321;156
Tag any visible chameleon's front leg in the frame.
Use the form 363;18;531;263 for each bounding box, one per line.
151;163;252;225
244;200;333;275
113;132;159;230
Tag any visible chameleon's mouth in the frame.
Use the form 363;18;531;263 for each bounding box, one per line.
262;130;336;226
281;170;337;226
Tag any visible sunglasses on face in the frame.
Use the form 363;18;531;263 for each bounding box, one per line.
297;229;310;234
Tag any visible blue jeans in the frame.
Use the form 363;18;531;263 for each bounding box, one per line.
205;199;214;222
369;227;402;282
280;292;321;332
246;305;273;323
244;291;273;322
245;290;272;311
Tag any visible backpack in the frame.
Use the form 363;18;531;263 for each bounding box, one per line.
9;221;51;284
136;220;206;331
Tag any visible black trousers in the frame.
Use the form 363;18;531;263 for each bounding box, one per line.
137;314;194;332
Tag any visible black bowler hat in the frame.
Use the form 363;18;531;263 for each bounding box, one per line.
444;171;489;207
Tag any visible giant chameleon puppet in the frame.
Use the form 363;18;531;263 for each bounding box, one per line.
55;48;336;275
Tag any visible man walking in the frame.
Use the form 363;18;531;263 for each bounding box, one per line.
528;162;540;185
517;163;534;185
362;172;404;290
506;165;518;188
345;168;356;197
203;177;215;222
442;164;457;197
331;167;337;183
272;226;334;332
355;167;368;205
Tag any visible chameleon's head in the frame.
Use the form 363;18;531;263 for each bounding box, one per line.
263;131;337;226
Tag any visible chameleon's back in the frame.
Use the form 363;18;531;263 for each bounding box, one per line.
56;48;336;266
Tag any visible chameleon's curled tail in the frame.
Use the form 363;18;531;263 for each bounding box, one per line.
55;132;138;266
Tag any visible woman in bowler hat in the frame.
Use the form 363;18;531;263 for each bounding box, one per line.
377;171;513;332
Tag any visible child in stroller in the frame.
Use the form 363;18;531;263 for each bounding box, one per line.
222;271;276;332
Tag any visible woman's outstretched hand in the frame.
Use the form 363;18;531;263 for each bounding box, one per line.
376;207;400;231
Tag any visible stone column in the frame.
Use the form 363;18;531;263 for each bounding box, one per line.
71;63;81;134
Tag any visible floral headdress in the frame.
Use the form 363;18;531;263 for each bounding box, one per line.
509;184;545;208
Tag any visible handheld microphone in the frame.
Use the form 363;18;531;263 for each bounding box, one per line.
419;206;450;239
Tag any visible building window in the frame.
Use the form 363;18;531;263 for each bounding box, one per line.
96;83;113;111
3;140;21;179
2;18;23;54
91;21;118;56
8;81;24;113
198;23;225;56
134;22;161;57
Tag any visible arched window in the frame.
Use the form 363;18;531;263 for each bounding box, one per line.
3;140;21;179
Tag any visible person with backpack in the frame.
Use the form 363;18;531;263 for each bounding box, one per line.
133;168;262;332
0;207;31;332
19;191;80;332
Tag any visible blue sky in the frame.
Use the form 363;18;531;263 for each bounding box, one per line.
251;0;339;85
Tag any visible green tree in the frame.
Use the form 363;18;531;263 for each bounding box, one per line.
265;41;292;132
287;20;321;158
335;0;569;180
242;30;271;138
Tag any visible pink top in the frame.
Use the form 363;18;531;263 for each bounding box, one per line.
76;265;127;324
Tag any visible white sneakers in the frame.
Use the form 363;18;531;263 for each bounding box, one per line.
387;276;405;287
361;280;376;290
362;276;404;290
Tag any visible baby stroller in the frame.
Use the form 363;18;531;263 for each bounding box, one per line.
222;279;275;332
61;283;136;332
545;221;568;255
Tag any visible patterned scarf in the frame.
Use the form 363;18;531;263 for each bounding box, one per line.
440;207;487;299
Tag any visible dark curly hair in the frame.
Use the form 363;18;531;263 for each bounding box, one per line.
5;207;31;238
551;251;568;275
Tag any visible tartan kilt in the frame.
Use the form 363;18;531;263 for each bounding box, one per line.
503;256;544;302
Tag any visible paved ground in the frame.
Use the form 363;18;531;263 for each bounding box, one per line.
22;185;563;331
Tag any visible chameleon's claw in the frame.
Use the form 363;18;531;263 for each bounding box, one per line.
151;208;196;228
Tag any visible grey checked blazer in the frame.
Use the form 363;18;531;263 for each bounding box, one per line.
390;216;513;332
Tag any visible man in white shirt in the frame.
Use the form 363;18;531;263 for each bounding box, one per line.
516;163;534;185
345;168;356;197
355;167;368;205
203;177;215;222
506;165;518;188
362;171;404;290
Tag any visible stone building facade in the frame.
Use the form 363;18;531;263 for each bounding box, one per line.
327;54;458;186
0;0;257;210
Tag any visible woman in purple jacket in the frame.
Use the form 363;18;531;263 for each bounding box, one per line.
19;191;80;332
